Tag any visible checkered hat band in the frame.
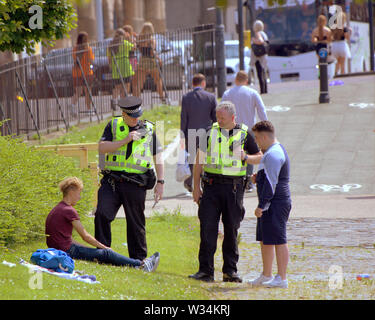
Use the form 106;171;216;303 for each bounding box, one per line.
124;107;141;114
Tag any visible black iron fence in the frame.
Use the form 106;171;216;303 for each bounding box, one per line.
0;24;216;138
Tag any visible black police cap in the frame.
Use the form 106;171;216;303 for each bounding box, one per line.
118;96;143;118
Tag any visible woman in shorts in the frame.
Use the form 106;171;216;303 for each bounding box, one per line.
330;12;351;75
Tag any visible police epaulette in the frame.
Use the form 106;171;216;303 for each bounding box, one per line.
143;119;155;125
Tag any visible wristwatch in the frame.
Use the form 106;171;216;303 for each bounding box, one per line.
157;179;165;184
243;154;248;162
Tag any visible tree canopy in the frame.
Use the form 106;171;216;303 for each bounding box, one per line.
0;0;77;54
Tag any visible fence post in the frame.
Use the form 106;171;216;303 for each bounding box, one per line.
89;161;99;208
215;8;227;98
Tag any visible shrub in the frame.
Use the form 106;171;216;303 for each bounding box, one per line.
0;134;94;246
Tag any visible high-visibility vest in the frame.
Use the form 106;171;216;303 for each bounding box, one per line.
104;116;154;173
204;122;248;176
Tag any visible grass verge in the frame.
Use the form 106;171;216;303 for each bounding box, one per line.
0;212;211;300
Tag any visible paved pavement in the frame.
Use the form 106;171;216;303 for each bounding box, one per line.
112;74;375;220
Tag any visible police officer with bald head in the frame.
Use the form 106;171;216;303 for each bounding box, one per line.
95;96;164;260
190;101;262;283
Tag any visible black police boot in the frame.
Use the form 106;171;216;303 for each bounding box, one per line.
188;271;214;283
223;272;242;283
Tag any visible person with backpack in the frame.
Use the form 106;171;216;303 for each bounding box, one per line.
45;177;160;272
71;31;95;115
107;28;135;108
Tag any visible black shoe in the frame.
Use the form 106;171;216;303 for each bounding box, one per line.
188;271;214;282
183;181;193;193
245;187;253;193
223;272;242;283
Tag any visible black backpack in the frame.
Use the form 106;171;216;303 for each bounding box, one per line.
252;41;269;57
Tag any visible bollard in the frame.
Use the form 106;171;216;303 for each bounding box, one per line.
318;47;330;104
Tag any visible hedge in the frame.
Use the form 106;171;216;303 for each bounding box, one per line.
0;132;94;246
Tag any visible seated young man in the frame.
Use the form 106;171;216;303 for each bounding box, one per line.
45;177;160;272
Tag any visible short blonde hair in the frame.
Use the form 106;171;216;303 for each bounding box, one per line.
59;177;83;197
253;20;264;32
140;21;155;35
235;70;248;83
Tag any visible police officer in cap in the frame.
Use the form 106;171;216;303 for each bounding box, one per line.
95;96;164;261
189;101;262;282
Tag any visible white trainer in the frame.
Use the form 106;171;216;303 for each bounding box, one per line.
246;273;273;287
142;252;160;272
264;274;288;288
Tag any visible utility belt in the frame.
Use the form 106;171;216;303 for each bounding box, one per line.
103;169;156;191
202;173;246;186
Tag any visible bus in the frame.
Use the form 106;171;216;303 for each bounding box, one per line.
249;0;373;82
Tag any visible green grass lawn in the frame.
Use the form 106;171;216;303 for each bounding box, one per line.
0;212;212;300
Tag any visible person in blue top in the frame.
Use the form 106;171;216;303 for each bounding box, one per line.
243;120;291;288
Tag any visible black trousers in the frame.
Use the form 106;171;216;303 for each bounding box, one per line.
255;60;268;94
94;176;147;260
197;182;245;276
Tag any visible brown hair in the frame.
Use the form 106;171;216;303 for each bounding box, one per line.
252;120;275;134
110;28;126;55
122;24;134;34
75;31;89;60
123;25;137;42
235;70;248;83
59;177;83;197
76;31;89;46
192;73;206;86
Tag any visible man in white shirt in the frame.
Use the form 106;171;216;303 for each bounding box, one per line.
222;71;268;192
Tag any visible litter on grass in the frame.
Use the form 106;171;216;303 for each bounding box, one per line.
19;259;99;284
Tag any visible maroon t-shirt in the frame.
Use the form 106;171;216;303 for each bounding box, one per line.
45;201;80;252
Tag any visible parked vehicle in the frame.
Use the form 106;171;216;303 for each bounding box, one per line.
27;34;187;99
193;40;251;87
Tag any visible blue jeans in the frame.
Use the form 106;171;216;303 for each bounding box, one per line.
66;243;142;267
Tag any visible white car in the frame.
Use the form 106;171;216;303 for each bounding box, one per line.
193;40;251;86
224;40;251;85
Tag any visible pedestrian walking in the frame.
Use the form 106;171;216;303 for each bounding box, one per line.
71;31;95;115
311;14;333;63
180;73;217;192
250;20;269;94
46;177;160;272
246;121;291;289
122;24;138;75
189;101;262;283
132;22;166;103
94;96;164;261
222;70;268;192
330;11;351;75
107;28;135;108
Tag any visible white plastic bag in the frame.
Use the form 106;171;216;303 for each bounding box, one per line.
176;149;191;182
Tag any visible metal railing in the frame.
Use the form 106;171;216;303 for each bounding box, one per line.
0;24;216;138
